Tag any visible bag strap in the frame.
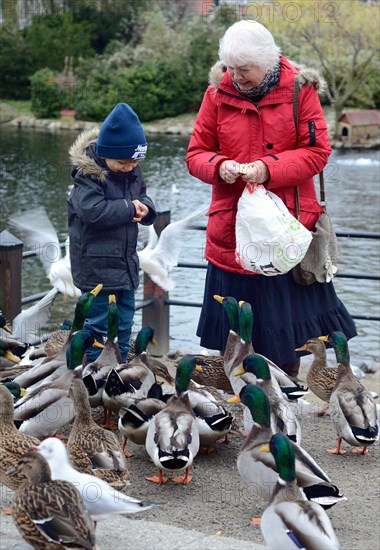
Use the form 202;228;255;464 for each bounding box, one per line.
293;75;326;219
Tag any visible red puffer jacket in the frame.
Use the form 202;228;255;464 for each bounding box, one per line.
186;56;332;274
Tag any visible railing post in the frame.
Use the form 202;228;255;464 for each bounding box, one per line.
142;211;170;357
0;230;23;323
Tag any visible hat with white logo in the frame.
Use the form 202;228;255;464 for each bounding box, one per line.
96;103;147;160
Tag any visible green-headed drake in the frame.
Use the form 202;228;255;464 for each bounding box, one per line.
235;354;301;444
13;330;100;439
145;355;201;485
12;283;103;390
260;433;340;550
228;384;345;510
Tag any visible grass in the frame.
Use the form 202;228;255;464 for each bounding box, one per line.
2;100;32;114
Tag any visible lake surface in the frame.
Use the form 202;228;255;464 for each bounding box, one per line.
1;127;379;363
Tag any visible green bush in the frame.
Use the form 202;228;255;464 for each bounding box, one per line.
75;59;189;122
30;68;68;118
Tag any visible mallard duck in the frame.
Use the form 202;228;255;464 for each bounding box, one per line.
12;283;103;390
190;352;232;393
0;380;26;400
67;378;130;489
214;295;308;401
145;354;201;484
0;385;40;491
178;355;233;452
235;354;302;443
319;331;379;455
101;327;159;427
0;311;12;334
128;326;174;386
260;433;340;550
228;384;346;509
13;330;97;438
43;319;73;357
36;437;160;521
187;382;233;452
187;295;240;393
295;337;338;415
7;451;96;549
118;382;169;457
0;338;21;369
82;294;123;416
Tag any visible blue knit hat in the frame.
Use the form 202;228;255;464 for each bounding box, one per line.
96;103;147;160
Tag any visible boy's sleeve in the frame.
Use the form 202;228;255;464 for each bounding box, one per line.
71;173;137;226
136;169;157;226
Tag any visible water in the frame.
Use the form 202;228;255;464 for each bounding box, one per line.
1;127;379;363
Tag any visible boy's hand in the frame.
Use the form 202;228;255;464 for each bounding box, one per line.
132;200;149;222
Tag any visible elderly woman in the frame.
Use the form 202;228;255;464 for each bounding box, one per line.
186;20;356;376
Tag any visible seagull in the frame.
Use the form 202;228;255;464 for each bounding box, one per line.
137;205;207;291
0;287;58;344
35;437;162;521
8;207;80;299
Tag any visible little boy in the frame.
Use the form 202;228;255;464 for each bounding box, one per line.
67;103;157;362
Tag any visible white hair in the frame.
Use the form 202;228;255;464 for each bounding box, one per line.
219;20;281;71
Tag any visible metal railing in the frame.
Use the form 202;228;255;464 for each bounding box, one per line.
1;212;379;356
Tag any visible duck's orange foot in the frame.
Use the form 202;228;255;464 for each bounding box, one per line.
326;448;347;455
146;473;168;485
316;404;329;416
250;517;261;526
217;435;229;444
172;474;193;484
1;507;12;515
123;450;134;458
352;446;369;455
199;446;215;454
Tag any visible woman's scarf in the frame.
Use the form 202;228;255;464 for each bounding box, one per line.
233;63;280;103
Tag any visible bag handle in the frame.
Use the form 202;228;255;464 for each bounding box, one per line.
293;75;326;219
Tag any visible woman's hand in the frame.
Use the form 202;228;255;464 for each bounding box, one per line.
219;160;240;184
241;160;269;184
219;159;269;184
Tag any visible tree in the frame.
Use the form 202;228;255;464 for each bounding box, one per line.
267;0;380;136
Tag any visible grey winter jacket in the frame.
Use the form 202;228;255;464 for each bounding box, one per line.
67;128;156;291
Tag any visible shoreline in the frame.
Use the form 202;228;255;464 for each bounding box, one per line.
1;109;379;150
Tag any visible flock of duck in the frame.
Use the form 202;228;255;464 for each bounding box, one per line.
0;286;378;549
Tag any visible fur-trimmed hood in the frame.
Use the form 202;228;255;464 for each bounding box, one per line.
208;57;327;95
69;127;107;182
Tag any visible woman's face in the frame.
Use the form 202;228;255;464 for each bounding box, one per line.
226;64;266;90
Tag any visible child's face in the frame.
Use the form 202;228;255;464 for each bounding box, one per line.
104;158;141;173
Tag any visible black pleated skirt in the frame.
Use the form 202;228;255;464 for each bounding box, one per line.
196;263;357;367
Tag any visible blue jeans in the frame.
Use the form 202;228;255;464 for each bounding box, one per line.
82;289;135;363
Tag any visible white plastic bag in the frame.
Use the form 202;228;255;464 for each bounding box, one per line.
235;183;312;276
